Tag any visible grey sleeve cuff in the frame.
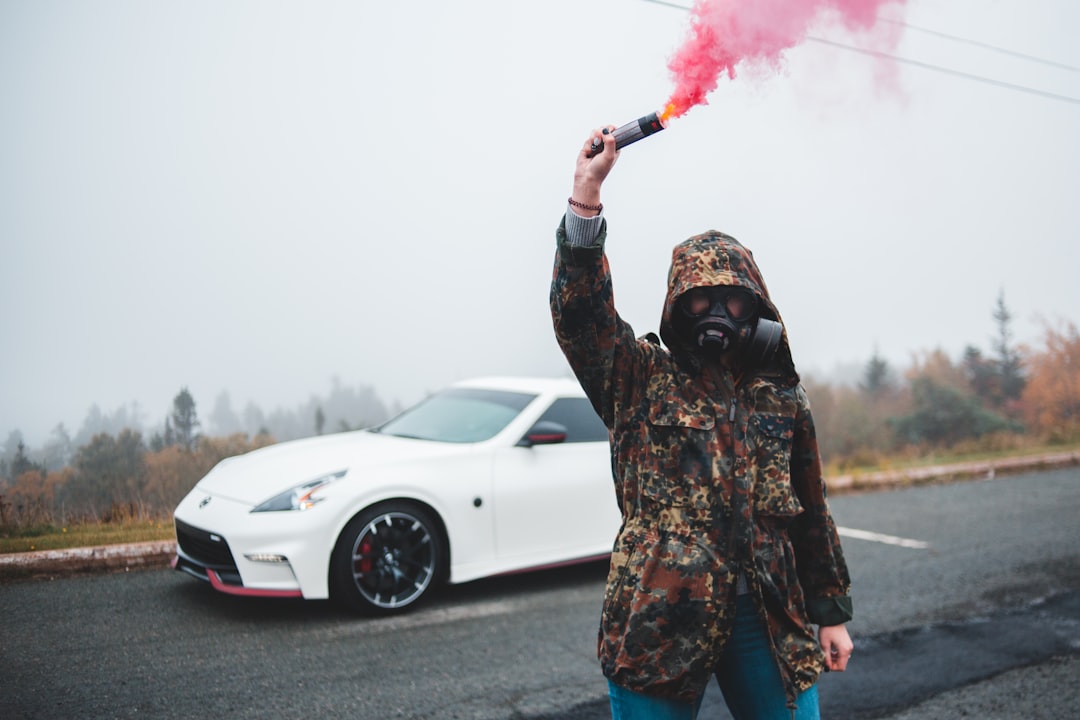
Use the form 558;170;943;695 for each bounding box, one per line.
564;206;604;247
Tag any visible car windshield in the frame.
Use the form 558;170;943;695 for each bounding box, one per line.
373;387;537;443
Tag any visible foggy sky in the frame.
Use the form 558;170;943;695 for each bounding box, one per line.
2;0;1078;446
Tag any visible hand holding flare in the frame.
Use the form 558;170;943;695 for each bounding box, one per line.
584;111;669;158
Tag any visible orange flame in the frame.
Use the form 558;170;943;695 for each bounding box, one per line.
659;102;679;125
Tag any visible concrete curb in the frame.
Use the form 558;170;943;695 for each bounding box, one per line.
0;540;176;577
1;451;1077;577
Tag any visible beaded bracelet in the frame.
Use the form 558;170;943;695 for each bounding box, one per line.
568;197;603;213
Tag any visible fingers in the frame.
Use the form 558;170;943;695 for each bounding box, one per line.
584;131;604;158
826;643;854;672
574;125;618;192
581;126;617;159
820;624;854;672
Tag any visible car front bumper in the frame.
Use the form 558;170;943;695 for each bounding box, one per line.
172;489;338;599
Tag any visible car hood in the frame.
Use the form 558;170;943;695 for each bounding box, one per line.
194;430;475;506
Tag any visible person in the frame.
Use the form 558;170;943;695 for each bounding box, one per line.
549;125;854;720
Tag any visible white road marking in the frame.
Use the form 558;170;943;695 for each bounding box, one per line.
321;599;519;639
838;526;930;550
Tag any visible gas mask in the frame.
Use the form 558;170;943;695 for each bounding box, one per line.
674;286;783;366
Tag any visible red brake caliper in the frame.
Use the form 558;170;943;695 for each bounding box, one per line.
357;537;374;575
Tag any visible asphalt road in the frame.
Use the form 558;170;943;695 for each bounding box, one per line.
1;467;1078;719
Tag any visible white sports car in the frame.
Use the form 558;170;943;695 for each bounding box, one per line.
172;376;620;614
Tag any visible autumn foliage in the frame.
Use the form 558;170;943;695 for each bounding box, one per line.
1;434;273;531
807;319;1080;472
1020;321;1080;441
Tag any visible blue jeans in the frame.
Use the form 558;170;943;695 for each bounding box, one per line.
607;595;820;720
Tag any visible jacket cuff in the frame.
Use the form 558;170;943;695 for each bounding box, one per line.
806;595;853;626
556;214;606;265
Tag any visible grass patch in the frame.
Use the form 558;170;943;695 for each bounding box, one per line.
0;519;175;554
825;440;1080;479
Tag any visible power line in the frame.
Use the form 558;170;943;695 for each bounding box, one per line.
876;17;1079;72
808;37;1080;105
640;0;1080;105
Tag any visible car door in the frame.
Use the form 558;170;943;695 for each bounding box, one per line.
491;396;620;565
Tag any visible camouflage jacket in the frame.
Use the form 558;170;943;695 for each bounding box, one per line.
550;217;852;703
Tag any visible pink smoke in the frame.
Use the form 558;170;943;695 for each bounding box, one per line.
662;0;906;121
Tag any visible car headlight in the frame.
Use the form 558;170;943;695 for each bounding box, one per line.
250;469;347;513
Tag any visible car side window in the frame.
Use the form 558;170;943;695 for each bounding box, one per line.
535;398;609;443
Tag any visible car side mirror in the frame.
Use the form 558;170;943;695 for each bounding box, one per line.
517;421;568;447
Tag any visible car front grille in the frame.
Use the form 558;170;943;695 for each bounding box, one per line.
175;517;239;575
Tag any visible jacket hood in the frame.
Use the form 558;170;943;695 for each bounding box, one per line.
658;230;798;380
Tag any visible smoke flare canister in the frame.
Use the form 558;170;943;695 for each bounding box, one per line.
586;112;667;157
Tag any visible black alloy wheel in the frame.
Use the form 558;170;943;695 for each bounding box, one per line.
331;502;444;614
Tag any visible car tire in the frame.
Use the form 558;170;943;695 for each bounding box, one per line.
331;502;445;615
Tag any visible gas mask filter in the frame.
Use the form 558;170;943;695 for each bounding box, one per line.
675;286;782;366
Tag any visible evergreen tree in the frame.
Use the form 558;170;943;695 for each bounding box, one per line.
171;388;200;451
859;348;893;395
150;418;175;452
68;430;146;515
42;424;74;471
2;430;26;481
992;290;1025;404
963;345;998;401
11;442;43;478
891;376;1017;446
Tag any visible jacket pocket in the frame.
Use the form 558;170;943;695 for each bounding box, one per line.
640;401;716;508
749;414;803;517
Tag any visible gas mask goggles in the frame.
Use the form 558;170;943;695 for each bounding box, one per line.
674;286;783;366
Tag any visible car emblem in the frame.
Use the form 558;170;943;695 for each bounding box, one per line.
199;496;212;509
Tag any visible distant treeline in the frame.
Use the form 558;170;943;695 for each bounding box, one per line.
4;376;398;469
2;300;1078;531
805;309;1079;469
0;378;398;529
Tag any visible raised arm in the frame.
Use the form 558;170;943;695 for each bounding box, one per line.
569;125;619;219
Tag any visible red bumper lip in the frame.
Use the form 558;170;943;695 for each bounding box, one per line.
206;567;303;598
173;554;303;598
